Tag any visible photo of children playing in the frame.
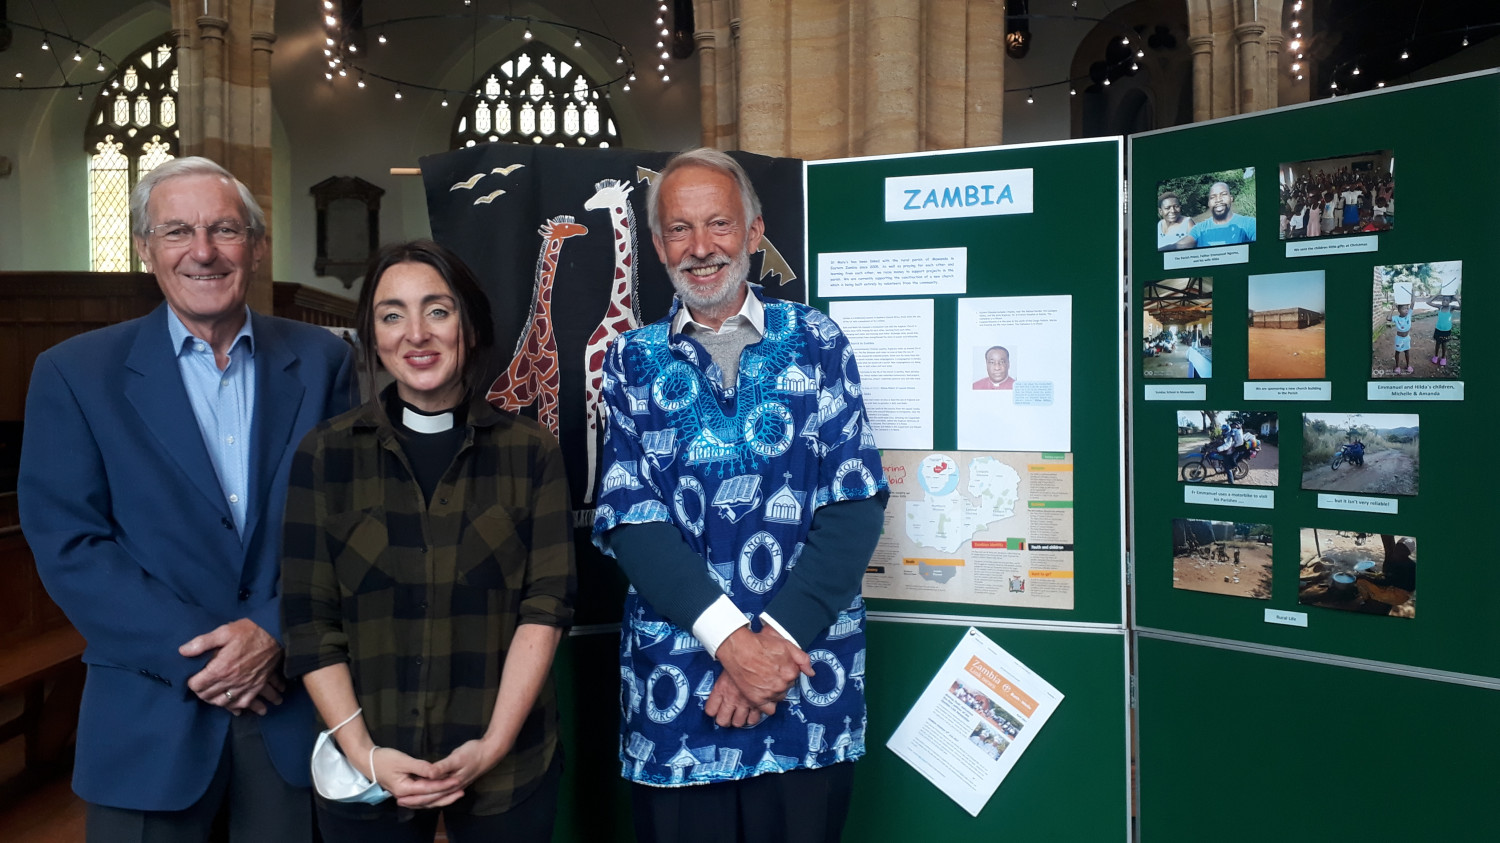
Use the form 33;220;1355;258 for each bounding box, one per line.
1176;410;1279;486
1248;270;1325;380
1171;519;1273;599
1372;261;1461;379
1300;412;1419;497
1143;278;1212;379
1154;168;1257;250
1299;529;1416;618
1278;150;1394;240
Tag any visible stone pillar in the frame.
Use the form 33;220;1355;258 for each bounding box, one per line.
1187;35;1215;123
963;0;1003;148
695;27;718;148
736;0;788;155
172;0;276;311
699;0;1003;159
1233;21;1266;113
863;0;921;155
1264;32;1282;109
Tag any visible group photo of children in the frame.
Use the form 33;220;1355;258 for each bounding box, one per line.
1278;150;1394;240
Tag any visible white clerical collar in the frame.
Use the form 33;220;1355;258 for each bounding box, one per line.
402;405;455;434
672;286;765;337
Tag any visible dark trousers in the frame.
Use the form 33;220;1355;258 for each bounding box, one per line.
314;753;561;843
632;763;856;843
86;715;313;843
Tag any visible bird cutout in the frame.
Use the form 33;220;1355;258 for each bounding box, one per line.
487;215;589;433
450;172;486;191
473;189;506;205
491;164;526;176
633;165;798;286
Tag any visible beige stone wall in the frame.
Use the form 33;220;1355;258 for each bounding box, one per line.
172;0;276;312
693;0;1004;159
1185;0;1288;119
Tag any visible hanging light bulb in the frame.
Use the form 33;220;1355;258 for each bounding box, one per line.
1026;91;1034;104
41;38;50;51
657;63;665;72
1103;77;1111;86
524;23;534;40
357;75;366;88
661;50;670;60
1296;74;1303;81
378;33;388;44
76;88;84;101
574;32;582;49
325;72;333;80
1400;49;1409;60
1136;49;1144;58
96;57;106;72
617;50;626;65
73;49;82;62
338;67;347;77
1330;80;1337;89
1292;62;1301;72
629;72;637;81
394;87;403;100
1462;35;1469;47
441;98;449;107
1352;66;1360;76
1131;62;1139;71
349;42;357;53
1069;86;1077;96
623;83;631;91
325;15;337;27
1376;81;1386;88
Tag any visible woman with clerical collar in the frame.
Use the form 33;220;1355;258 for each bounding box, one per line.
281;239;576;842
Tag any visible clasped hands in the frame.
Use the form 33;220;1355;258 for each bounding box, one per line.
362;737;510;809
703;626;814;728
180;618;286;715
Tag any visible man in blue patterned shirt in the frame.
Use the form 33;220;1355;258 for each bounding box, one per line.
592;148;888;843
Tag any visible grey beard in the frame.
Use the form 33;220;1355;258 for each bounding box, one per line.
669;247;752;314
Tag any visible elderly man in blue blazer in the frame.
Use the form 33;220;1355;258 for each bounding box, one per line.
19;156;354;842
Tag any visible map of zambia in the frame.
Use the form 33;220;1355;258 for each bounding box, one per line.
907;453;1022;554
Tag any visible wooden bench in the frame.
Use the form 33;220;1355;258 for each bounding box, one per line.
0;624;86;774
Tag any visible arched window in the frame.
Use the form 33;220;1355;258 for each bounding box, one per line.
450;44;620;150
85;35;179;272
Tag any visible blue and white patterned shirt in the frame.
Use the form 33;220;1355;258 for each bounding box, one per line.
594;286;887;787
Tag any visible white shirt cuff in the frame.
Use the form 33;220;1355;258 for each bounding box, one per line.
691;595;750;659
758;612;800;649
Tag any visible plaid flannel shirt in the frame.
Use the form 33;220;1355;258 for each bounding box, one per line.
282;392;576;814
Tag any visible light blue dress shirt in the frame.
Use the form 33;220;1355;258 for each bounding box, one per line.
167;307;256;536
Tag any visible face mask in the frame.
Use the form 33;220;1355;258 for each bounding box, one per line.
310;708;392;804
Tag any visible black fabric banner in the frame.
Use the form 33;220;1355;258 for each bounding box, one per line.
420;144;805;621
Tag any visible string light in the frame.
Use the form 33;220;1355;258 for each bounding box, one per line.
574;32;582;49
40;38;50;51
1069;86;1076;96
378;33;387;44
1026;90;1034;104
441;98;449;107
73;49;82;62
1400;49;1408;60
1352;66;1361;76
524;23;533;40
394;87;403;99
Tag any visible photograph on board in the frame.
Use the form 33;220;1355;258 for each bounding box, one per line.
1171;519;1273;600
1278;149;1394;240
1176;410;1279;487
949;680;1024;743
1372;261;1462;379
1299;529;1416;618
1301;412;1419;497
1143;278;1213;379
1248;270;1326;379
1154;168;1257;250
971;345;1016;390
967;722;1011;763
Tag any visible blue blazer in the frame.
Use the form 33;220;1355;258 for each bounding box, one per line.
18;304;355;811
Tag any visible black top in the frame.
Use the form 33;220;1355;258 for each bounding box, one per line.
384;389;467;505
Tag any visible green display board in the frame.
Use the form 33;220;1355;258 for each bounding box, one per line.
1136;636;1500;842
804;139;1130;831
849;622;1129;839
807;138;1126;626
1129;71;1500;679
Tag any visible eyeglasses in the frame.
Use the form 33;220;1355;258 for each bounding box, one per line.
146;221;255;246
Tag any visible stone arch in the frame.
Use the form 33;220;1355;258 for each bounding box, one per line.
1070;0;1192;138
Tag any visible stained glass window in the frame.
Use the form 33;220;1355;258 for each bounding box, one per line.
86;35;179;271
450;42;620;149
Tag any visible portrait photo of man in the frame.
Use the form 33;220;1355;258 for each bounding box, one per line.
973;346;1015;390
